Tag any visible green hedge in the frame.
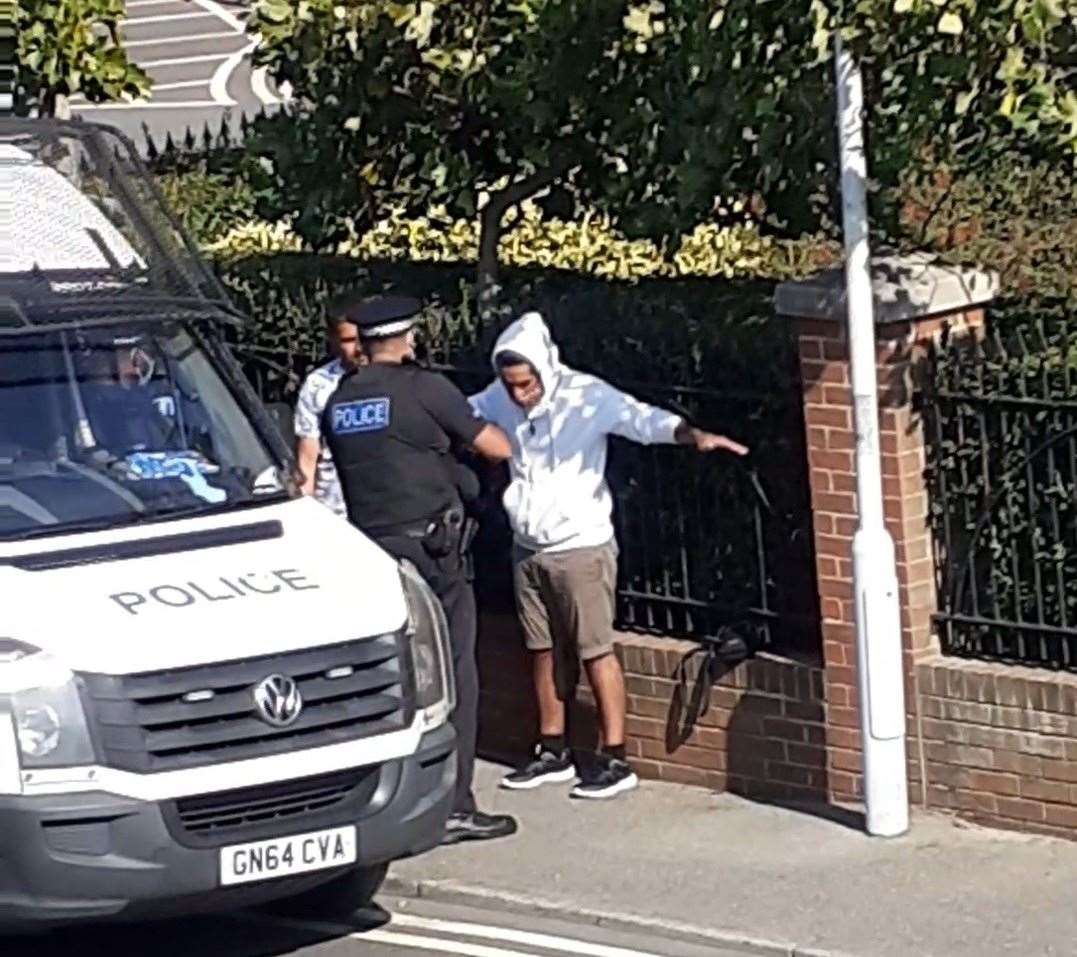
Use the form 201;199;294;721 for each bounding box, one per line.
216;252;799;407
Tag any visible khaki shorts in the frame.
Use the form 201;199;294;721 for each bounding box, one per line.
513;542;618;662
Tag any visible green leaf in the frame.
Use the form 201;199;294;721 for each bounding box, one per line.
15;0;150;111
937;12;963;35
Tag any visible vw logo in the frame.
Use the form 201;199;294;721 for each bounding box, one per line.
252;674;303;728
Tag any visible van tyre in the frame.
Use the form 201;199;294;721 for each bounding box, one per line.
269;862;389;919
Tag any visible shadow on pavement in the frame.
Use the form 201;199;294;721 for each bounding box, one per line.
4;904;392;957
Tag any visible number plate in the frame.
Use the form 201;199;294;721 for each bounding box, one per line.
219;826;357;886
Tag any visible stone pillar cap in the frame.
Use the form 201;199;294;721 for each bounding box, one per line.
775;252;998;324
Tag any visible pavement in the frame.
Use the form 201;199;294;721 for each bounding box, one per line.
72;0;280;150
389;760;1077;957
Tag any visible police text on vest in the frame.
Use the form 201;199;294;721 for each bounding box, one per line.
332;398;391;434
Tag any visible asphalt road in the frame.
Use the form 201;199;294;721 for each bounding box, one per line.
7;895;740;957
72;0;281;151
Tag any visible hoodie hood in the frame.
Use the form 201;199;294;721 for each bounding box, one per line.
491;312;564;417
471;310;682;553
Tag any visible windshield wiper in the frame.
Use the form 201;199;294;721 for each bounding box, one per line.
145;490;293;524
1;490;294;545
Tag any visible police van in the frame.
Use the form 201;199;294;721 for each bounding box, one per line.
0;119;457;930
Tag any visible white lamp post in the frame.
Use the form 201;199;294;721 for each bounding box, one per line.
833;33;910;837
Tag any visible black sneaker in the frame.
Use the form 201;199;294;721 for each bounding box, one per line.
570;756;639;800
500;745;576;790
441;810;518;845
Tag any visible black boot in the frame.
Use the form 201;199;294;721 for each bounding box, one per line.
441;810;518;845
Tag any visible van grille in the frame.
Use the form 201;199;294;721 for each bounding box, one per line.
79;635;412;773
171;767;376;844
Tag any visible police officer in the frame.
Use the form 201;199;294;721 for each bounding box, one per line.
81;334;211;456
324;295;518;845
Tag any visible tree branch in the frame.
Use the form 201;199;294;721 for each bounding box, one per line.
487;163;569;217
477;161;570;330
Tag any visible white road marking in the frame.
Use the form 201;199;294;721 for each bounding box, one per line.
209;39;257;106
255;913;544;957
119;0;258;111
351;928;542;957
389;912;667;957
151;79;212;92
190;0;247;33
140;51;233;68
123;10;219;25
250;62;283;106
125;30;241;48
256;910;672;957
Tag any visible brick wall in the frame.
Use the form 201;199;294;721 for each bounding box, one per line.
915;658;1077;836
795;308;991;802
478;615;1077;839
784;266;1077;840
476;612;539;762
796;316;862;800
478;613;827;802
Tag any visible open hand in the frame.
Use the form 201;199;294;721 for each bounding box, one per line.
693;430;749;456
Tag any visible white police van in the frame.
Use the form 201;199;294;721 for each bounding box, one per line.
0;119;457;930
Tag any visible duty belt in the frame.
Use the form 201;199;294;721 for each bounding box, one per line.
366;506;477;560
365;518;435;541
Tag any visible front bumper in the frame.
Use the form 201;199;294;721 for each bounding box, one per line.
0;724;455;931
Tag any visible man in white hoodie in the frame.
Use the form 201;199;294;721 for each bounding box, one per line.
470;312;748;799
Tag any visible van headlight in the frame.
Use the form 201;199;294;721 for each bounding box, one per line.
398;562;455;730
0;640;96;769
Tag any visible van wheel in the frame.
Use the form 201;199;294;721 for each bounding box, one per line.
270;862;389;920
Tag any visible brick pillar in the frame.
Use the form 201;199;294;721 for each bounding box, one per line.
776;255;997;803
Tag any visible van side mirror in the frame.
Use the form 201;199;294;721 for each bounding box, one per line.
265;402;295;447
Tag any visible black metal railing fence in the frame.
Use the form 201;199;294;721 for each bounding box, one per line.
227;259;821;657
924;300;1077;670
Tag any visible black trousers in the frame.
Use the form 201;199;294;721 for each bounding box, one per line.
374;534;478;815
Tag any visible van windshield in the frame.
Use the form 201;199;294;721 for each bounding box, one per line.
0;321;288;541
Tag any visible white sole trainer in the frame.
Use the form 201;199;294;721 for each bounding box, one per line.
569;772;640;800
500;765;577;790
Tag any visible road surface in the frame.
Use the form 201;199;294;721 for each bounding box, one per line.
72;0;281;151
14;895;738;957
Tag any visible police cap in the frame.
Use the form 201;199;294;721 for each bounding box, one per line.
336;294;423;340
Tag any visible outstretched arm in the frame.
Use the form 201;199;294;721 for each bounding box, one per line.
421;374;513;463
673;421;749;456
606;382;749;456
